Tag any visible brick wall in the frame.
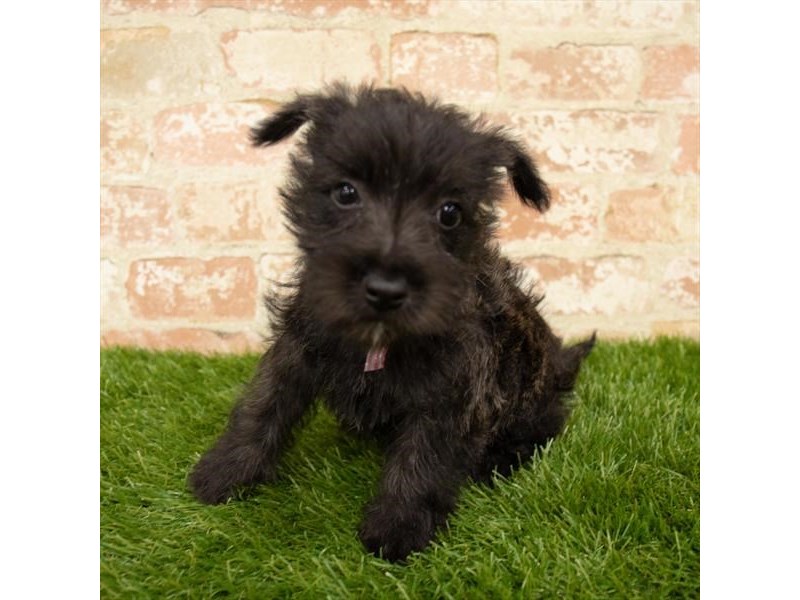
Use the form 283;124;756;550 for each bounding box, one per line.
100;0;699;353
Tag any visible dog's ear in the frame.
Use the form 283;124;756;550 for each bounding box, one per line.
250;86;353;147
250;97;313;147
500;139;551;212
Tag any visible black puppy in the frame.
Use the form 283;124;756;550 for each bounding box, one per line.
189;84;595;562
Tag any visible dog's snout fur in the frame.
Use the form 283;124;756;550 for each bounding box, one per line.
189;83;595;563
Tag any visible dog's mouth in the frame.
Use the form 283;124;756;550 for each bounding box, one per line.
340;311;411;348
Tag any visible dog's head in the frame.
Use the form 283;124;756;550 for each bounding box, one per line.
252;84;549;348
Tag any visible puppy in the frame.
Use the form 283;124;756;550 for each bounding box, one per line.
189;84;595;562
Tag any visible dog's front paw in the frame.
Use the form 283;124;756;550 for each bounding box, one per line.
188;437;275;504
358;499;440;562
188;451;238;504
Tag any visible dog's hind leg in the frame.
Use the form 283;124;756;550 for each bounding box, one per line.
474;334;596;483
188;333;318;504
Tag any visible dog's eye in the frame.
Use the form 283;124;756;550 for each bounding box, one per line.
437;202;462;229
332;182;360;208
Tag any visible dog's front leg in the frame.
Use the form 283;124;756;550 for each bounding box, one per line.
359;414;475;562
189;333;316;504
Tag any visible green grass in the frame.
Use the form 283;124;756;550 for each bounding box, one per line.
101;338;699;598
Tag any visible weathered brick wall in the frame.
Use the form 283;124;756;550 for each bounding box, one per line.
100;0;699;353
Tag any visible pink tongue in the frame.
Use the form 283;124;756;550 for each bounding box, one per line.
364;346;387;372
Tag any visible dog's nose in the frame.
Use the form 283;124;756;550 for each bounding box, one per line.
364;271;408;312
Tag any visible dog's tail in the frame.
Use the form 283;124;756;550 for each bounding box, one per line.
555;332;596;393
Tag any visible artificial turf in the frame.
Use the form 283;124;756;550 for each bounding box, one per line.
100;338;699;598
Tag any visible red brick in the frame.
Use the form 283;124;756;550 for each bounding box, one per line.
391;32;497;103
103;0;189;14
499;183;599;243
642;45;699;101
260;0;429;19
678;183;699;242
175;181;289;244
579;0;696;30
605;185;679;243
425;1;695;31
101;186;173;247
507;44;639;101
523;256;651;316
257;0;430;18
220;29;382;94
504;110;661;174
100;111;148;175
673;114;699;174
152;102;271;167
104;0;429;16
103;0;245;15
661;257;699;308
101;259;124;325
101;328;262;353
127;257;257;319
101;27;223;99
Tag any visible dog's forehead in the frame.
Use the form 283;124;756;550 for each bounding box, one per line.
307;95;497;197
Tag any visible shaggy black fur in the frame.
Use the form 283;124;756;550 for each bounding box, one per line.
189;84;595;563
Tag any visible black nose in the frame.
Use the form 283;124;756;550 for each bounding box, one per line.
364;271;408;312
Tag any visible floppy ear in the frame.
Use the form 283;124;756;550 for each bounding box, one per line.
250;97;313;147
250;86;354;147
503;140;551;212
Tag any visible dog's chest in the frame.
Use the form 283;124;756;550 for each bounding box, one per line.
319;341;452;435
